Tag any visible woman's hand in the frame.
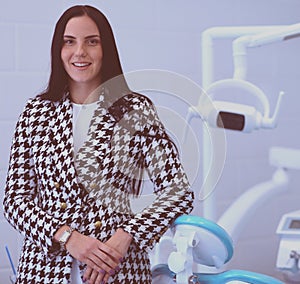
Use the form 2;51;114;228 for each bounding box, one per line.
66;231;122;272
83;228;133;284
53;226;122;284
106;228;133;256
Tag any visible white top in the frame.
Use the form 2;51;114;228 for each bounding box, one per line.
71;101;98;283
72;101;98;155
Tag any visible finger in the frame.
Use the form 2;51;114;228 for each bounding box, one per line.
104;265;121;283
93;248;119;270
85;253;116;276
97;242;123;262
103;272;112;284
88;269;100;284
83;266;93;282
95;270;105;284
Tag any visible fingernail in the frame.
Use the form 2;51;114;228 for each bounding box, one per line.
119;257;124;262
99;269;105;274
81;276;86;282
109;269;115;276
115;266;120;272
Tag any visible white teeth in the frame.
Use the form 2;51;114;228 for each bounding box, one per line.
73;62;90;67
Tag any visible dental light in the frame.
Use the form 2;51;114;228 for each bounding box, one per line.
186;78;284;133
194;23;300;134
198;23;300;221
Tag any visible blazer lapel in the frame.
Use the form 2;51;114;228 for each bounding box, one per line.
90;94;136;163
91;105;116;160
48;95;77;192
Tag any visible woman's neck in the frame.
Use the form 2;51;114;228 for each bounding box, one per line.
69;81;102;104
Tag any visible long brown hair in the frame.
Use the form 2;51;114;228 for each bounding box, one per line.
40;5;129;101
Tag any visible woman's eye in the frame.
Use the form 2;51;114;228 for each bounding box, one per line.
63;39;74;46
88;39;100;46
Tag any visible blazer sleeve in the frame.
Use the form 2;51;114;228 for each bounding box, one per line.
120;96;194;251
3;100;64;257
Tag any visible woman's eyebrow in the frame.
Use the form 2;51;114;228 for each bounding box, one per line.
63;35;75;39
85;35;101;39
63;35;100;39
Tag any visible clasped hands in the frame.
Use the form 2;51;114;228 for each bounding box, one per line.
65;228;132;284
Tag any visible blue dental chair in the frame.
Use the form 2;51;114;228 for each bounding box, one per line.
151;215;284;284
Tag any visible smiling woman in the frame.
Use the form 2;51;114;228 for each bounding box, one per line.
2;4;194;284
41;5;129;103
61;16;103;103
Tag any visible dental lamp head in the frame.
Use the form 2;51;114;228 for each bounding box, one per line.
208;101;263;132
186;78;284;133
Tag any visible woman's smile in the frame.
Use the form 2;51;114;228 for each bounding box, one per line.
72;62;91;68
71;61;93;71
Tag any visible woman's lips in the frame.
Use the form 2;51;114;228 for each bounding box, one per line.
72;62;91;67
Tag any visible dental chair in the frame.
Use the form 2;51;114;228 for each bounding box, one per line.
151;215;284;284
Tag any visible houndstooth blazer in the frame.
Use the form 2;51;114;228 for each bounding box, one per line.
3;91;194;283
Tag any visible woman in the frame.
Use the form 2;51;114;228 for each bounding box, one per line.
3;5;194;284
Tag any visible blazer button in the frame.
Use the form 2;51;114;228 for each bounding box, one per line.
60;202;67;210
94;220;102;229
90;183;97;190
54;182;60;189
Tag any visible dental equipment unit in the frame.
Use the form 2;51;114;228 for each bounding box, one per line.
196;23;300;222
186;24;300;133
150;23;300;284
151;146;293;283
276;210;300;283
187;79;284;133
186;23;300;135
274;148;300;283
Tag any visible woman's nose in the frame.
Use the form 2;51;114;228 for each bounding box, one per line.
75;43;87;57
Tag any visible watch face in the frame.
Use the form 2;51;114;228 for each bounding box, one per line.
60;230;71;243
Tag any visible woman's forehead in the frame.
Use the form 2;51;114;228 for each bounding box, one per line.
64;15;100;37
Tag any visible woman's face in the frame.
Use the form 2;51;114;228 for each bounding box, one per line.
61;15;103;89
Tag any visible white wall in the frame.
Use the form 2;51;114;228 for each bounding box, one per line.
1;0;300;282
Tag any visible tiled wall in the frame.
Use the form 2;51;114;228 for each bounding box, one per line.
1;0;300;282
0;3;57;282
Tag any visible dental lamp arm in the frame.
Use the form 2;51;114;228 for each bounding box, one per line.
218;168;289;244
233;23;300;80
261;91;285;129
182;105;202;144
